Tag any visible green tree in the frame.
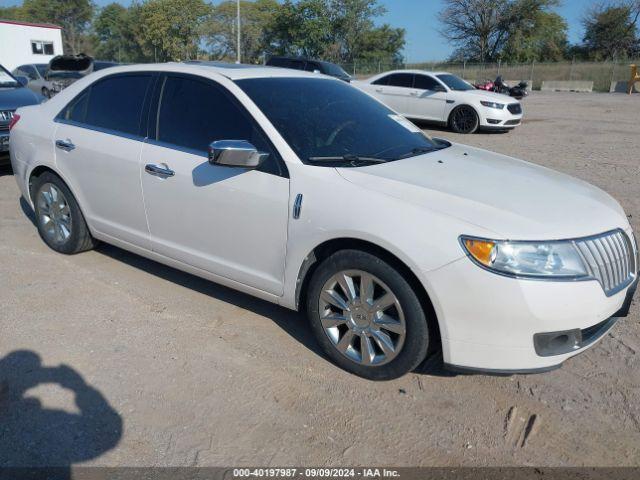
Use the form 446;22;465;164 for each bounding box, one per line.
203;0;279;63
22;0;95;54
93;3;129;61
0;6;26;21
440;0;563;62
503;10;568;61
137;0;211;62
583;1;640;60
267;0;335;58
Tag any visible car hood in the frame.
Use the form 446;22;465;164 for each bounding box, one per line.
337;143;629;239
0;86;41;110
459;89;515;102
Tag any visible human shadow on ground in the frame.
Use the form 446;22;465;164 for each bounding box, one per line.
0;350;123;478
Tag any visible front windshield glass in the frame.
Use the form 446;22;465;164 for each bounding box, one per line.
35;64;48;77
437;74;475;91
0;65;19;88
323;62;350;78
236;77;445;165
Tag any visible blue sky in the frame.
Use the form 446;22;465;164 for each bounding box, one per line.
0;0;591;62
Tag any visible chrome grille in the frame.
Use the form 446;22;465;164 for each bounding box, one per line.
507;103;522;114
574;230;637;296
0;110;14;131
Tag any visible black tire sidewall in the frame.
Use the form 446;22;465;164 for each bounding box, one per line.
307;250;430;381
32;172;89;254
450;106;479;134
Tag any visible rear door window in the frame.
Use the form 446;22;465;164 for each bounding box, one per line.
383;73;413;88
83;74;152;136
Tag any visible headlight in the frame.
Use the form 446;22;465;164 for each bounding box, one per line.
480;101;505;109
460;236;588;279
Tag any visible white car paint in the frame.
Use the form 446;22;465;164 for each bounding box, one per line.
9;63;637;373
354;70;523;130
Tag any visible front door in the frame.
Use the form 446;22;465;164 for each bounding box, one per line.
405;74;448;121
139;74;290;295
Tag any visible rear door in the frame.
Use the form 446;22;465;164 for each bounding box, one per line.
139;73;290;295
368;73;413;115
405;74;448;121
53;73;154;248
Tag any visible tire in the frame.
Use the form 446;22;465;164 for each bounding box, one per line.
306;250;430;380
32;172;96;254
449;105;479;134
42;87;51;99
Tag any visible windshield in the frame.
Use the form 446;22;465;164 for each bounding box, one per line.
323;62;350;78
236;77;444;165
436;74;475;91
0;65;20;88
35;64;48;77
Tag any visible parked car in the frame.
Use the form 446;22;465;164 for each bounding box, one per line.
266;56;351;82
0;64;43;164
47;54;118;96
12;63;55;98
10;63;638;380
355;70;522;133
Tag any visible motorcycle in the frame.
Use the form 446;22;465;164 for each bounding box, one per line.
474;76;528;100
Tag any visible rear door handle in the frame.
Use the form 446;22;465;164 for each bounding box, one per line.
55;139;75;151
375;88;383;93
145;163;175;177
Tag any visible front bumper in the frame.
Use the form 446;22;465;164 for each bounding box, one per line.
478;105;522;129
425;237;637;372
0;132;9;164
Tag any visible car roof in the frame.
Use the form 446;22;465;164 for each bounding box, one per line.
378;70;451;76
87;61;333;81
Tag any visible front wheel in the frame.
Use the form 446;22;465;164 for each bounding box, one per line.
306;250;430;380
449;105;479;134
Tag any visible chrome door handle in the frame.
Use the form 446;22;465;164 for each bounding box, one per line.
375;88;383;93
55;139;75;151
145;163;175;177
410;91;419;96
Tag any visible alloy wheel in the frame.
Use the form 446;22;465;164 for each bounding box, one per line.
37;183;72;245
318;270;406;366
452;106;477;133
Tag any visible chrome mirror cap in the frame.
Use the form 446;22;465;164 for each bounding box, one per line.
208;140;269;168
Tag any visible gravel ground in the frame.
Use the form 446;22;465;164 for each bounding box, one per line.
0;91;639;468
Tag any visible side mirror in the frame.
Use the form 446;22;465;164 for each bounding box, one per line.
434;84;447;92
16;75;29;87
208;140;268;168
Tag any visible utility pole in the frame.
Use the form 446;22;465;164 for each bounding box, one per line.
236;0;241;64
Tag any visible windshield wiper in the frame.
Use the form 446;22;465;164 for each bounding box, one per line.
307;154;388;165
397;147;436;159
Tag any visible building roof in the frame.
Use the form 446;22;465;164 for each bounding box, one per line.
0;19;62;30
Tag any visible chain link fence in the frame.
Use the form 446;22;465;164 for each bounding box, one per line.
342;60;640;92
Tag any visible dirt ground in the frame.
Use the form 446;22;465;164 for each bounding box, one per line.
0;91;639;468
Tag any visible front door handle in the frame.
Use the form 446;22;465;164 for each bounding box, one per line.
145;163;175;177
375;88;383;93
55;139;75;151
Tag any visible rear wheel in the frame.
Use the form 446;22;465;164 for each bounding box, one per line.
449;105;479;134
307;250;430;380
32;172;96;254
41;87;51;98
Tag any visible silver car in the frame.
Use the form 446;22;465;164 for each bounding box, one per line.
12;63;55;98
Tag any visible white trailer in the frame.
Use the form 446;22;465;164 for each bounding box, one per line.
0;20;63;71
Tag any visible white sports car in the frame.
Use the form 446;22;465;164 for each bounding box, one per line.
9;62;637;380
355;70;523;133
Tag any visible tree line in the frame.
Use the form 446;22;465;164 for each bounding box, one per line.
440;0;640;63
0;0;638;65
0;0;405;65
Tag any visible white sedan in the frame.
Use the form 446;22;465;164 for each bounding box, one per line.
9;62;637;380
355;70;522;133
